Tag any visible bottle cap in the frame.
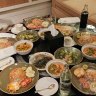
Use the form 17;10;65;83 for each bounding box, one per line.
82;4;88;12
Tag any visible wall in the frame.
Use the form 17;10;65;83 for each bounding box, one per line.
0;0;51;24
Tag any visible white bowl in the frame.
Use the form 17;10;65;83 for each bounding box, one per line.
14;40;33;55
29;52;55;71
81;44;96;60
46;59;67;78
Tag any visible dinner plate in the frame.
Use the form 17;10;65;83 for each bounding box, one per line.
23;16;50;30
0;37;17;60
54;23;77;36
0;63;39;94
0;37;16;49
35;77;58;96
71;62;96;95
73;31;96;46
29;52;55;71
54;47;83;65
0;57;15;70
0;33;16;38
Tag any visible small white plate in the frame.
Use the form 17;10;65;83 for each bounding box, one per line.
35;77;58;96
0;57;15;70
11;27;26;34
0;33;16;38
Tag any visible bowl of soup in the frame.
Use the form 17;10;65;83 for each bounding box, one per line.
46;59;66;78
82;44;96;60
14;40;33;55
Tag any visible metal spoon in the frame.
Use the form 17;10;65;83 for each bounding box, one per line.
35;84;55;93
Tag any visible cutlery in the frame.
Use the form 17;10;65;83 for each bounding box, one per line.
35;84;55;93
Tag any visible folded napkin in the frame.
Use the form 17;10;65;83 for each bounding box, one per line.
58;17;80;24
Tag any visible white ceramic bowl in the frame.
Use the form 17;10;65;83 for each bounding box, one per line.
29;52;55;71
46;59;67;78
14;40;33;55
81;44;96;60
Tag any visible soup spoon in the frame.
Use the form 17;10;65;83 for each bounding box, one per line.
35;84;55;93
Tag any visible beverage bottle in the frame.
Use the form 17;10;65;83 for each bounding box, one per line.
60;64;71;96
79;4;88;29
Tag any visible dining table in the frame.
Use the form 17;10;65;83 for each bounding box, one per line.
0;23;96;96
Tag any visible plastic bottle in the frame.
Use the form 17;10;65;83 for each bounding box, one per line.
60;64;71;96
79;4;88;29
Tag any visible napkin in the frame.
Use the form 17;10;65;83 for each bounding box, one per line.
58;17;80;24
39;24;59;37
48;24;59;37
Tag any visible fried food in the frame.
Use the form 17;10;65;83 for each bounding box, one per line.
74;67;85;77
7;82;20;93
9;68;26;83
26;18;49;29
7;66;35;93
90;82;96;92
55;24;74;36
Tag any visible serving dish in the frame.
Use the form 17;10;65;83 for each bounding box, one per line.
54;24;76;36
54;47;83;65
16;30;39;42
0;37;16;49
23;16;50;30
29;52;55;71
46;59;66;78
0;63;39;94
71;62;96;95
73;31;96;46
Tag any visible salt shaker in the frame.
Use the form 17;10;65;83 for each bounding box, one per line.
79;4;88;29
60;64;71;96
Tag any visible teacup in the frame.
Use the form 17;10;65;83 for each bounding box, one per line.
15;24;23;31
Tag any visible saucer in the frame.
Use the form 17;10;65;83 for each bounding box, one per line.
11;26;26;34
35;77;58;96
